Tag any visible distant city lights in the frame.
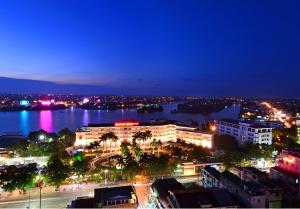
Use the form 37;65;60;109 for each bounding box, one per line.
82;98;89;104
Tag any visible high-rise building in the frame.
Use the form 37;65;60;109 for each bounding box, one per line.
216;119;272;145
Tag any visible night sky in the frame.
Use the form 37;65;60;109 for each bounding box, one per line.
0;0;299;97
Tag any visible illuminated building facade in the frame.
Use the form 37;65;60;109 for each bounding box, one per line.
276;149;300;174
75;120;212;150
216;119;272;145
270;149;300;204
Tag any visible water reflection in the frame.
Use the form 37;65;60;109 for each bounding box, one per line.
20;110;29;135
82;110;89;126
0;103;240;135
39;110;53;132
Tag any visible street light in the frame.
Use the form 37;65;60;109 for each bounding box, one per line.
39;134;45;141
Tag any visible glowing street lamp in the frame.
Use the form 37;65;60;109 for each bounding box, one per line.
39;134;45;141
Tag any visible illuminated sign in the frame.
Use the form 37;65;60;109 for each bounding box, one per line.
114;121;139;127
19;99;30;106
283;156;295;163
40;100;51;106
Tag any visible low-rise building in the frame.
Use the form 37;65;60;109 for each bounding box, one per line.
69;185;137;208
202;166;223;189
94;186;137;208
216;119;272;145
238;167;282;208
75;120;213;151
151;178;184;208
167;188;239;208
276;149;300;174
151;178;239;208
269;149;300;207
220;170;266;208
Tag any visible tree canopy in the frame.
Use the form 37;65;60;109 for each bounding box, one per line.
0;163;38;192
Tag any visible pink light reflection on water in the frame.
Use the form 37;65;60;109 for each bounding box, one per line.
39;110;53;132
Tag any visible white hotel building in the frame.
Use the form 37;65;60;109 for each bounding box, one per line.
75;120;213;150
216;119;272;145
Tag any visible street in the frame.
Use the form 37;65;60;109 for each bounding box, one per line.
0;175;200;208
0;183;98;208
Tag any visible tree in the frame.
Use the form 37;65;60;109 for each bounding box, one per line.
28;129;48;141
89;141;100;153
131;139;142;161
100;132;118;153
91;167;103;182
190;145;210;162
150;138;162;154
143;130;153;147
120;141;131;156
213;134;239;151
72;152;89;178
133;130;152;148
132;131;144;146
0;163;38;192
176;138;187;146
222;152;245;170
58;128;76;147
42;155;71;188
122;153;140;179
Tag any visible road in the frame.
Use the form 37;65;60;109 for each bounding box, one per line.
0;183;98;208
0;175;200;208
261;102;292;128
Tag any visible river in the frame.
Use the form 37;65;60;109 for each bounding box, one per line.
0;102;240;135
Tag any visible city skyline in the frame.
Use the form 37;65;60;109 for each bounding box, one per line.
0;0;300;97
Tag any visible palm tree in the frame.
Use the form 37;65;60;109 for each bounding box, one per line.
176;138;186;146
156;140;162;154
131;139;142;161
89;141;100;152
143;130;152;148
120;141;131;156
100;132;119;153
86;143;94;153
150;138;163;154
132;131;143;145
132;130;152;148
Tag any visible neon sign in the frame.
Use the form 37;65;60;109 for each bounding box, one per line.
40;100;51;106
283;156;295;163
114;121;139;127
20;99;30;106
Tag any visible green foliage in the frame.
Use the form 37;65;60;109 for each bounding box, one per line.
120;141;131;156
132;130;152;144
8;129;75;158
42;155;71;187
213;134;239;151
223;152;245;170
189;145;210;161
91;167;103;182
99;132;119;151
58;128;76;147
131;140;142;160
72;153;89;177
0;163;38;192
273;126;300;151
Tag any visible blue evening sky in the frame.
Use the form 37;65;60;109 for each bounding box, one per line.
0;0;299;97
